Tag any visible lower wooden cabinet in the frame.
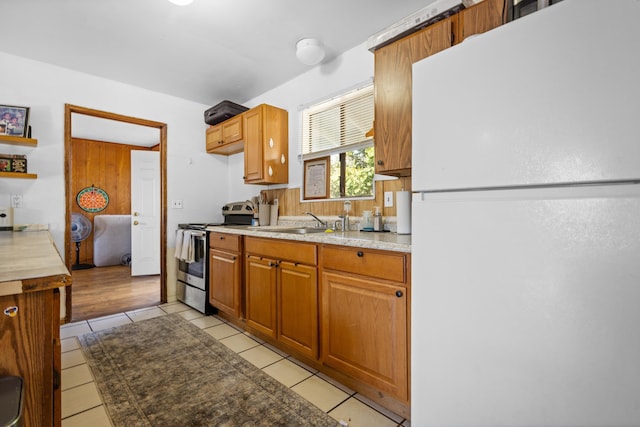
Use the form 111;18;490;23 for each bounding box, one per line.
277;261;318;359
245;254;277;337
208;232;243;318
320;245;410;402
244;237;318;359
0;288;61;427
223;235;411;414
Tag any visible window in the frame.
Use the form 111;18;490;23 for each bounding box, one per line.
301;82;374;200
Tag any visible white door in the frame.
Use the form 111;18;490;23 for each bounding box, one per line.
131;150;160;276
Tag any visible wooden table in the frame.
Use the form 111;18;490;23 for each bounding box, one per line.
0;231;71;427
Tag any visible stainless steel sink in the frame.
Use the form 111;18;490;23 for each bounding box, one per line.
261;227;328;234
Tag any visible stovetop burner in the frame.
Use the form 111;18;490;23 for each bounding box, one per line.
178;223;223;230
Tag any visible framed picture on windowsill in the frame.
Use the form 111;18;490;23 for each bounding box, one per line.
0;105;30;137
303;157;330;200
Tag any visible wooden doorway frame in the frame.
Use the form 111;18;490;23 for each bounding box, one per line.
63;104;167;323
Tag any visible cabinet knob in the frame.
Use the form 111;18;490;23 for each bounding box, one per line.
377;160;384;165
219;236;225;240
357;251;364;257
395;290;403;298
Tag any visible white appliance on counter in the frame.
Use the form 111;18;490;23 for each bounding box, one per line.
411;1;640;426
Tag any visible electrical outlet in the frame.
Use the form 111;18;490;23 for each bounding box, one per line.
384;191;393;207
11;194;23;208
171;200;183;209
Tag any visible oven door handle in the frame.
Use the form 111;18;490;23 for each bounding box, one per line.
190;230;206;238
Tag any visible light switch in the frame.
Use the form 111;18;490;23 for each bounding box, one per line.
11;194;23;208
384;191;393;207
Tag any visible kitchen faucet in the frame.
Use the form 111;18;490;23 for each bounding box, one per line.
305;212;328;229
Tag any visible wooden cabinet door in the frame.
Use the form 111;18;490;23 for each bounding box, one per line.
245;254;277;338
0;290;57;427
206;115;244;155
277;261;318;359
243;107;264;182
205;125;223;152
457;0;506;42
243;104;289;184
374;17;454;176
321;271;408;401
209;249;241;317
221;115;243;144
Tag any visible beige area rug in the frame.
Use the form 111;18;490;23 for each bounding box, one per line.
78;314;339;426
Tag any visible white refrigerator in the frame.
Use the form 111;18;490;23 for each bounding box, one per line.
411;1;640;426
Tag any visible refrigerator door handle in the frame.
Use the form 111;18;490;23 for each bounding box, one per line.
413;178;640;195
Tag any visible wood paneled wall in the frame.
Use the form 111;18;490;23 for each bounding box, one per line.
261;177;411;219
71;138;152;264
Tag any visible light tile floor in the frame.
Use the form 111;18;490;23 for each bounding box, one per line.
61;301;411;427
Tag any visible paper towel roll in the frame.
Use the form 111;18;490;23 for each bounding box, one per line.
396;191;411;234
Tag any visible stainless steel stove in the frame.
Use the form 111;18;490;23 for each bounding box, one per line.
175;201;255;313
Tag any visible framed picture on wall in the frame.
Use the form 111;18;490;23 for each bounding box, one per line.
303;157;330;200
0;105;30;137
0;156;12;172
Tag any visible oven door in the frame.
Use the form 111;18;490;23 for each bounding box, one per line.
177;230;206;290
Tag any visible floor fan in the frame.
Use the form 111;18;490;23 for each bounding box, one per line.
71;213;95;270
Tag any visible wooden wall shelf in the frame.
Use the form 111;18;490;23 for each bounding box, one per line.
0;171;37;179
0;135;38;147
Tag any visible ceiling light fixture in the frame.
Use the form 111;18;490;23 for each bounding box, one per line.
168;0;194;5
296;38;325;66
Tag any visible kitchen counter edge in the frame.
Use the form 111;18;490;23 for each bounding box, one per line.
206;226;411;253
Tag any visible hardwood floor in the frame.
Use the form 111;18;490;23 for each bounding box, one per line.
71;265;160;322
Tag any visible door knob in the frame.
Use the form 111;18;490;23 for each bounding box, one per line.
133;212;139;216
133;220;139;225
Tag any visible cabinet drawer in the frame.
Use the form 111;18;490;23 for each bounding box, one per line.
245;237;317;265
321;245;407;283
209;232;241;252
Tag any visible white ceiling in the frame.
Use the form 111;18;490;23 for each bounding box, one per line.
1;0;436;107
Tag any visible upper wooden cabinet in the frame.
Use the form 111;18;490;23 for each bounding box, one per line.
205;103;289;185
458;0;506;42
374;17;454;177
243;104;288;185
205;114;244;155
373;0;505;177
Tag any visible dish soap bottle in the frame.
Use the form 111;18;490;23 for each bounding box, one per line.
373;206;383;231
343;201;351;231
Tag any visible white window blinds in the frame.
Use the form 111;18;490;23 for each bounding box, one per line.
301;83;374;160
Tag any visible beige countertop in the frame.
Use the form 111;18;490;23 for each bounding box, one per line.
206;224;411;253
0;230;71;296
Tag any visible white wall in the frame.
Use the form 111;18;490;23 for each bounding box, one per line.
0;39;374;302
226;42;375;202
0;51;228;274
